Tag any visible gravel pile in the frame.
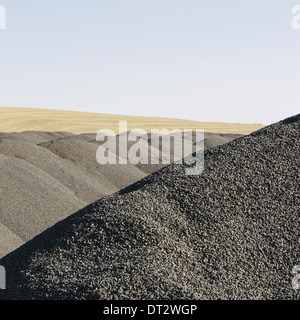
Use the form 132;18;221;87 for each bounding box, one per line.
0;131;237;257
0;131;145;257
0;115;299;299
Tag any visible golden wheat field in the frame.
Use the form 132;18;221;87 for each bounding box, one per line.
0;107;265;134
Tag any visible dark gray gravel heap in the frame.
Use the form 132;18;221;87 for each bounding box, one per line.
0;115;299;300
0;130;240;258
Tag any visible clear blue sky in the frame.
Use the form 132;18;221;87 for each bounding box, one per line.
0;0;299;124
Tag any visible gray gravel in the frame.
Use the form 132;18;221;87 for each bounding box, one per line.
0;115;299;300
0;131;239;257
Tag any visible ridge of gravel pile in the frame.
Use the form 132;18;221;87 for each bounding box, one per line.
0;115;299;300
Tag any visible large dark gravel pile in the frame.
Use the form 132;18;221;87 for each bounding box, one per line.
0;130;238;257
0;115;299;300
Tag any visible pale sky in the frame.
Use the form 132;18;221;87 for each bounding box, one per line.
0;0;299;124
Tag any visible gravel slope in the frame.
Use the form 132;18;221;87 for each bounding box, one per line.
0;131;238;258
0;115;299;300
